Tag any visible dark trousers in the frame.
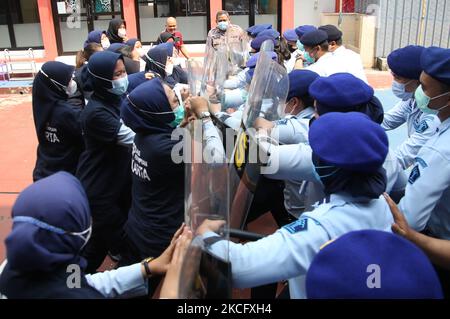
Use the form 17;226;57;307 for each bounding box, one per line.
244;176;295;299
82;203;127;274
246;176;296;227
434;264;450;298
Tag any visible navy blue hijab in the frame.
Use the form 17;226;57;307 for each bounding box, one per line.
84;50;124;101
84;30;104;48
5;172;91;273
107;42;127;53
127;71;149;92
32;61;74;135
162;42;174;56
121;78;174;134
126;38;139;48
144;44;168;78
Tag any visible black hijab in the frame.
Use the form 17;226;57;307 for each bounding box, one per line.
32;61;74;135
106;18;126;44
157;31;175;44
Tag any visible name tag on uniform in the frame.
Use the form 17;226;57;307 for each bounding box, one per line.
283;218;308;234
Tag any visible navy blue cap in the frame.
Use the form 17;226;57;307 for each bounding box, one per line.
318;24;343;41
250;35;276;51
300;29;328;47
247;24;272;37
258;29;280;39
306;230;443;299
387;45;425;80
246;51;277;68
287;70;319;101
309;73;374;111
309;112;388;172
283;29;298;42
295;25;317;39
421;46;450;85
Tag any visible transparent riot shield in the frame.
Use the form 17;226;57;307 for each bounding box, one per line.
187;59;204;96
226;31;247;75
181;118;231;298
200;44;228;101
260;38;275;52
228;51;289;229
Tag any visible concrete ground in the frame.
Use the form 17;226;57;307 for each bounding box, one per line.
0;70;406;297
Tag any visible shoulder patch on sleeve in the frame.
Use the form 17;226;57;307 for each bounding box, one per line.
415;157;428;168
415;120;429;134
276;118;289;126
408;165;421;184
283;218;308;234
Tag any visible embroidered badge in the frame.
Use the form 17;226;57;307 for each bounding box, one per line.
408;165;421;184
283;218;308;234
276;118;289;125
415;120;429;134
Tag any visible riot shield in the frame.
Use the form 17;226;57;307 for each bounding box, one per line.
200;44;228;102
228;51;289;230
187;59;204;96
260;38;275;53
226;30;247;75
181;118;231;298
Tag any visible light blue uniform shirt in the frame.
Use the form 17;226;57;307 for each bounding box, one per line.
270;108;314;217
382;98;440;169
223;68;249;90
202;192;393;298
263;141;407;212
270;107;314;145
399;117;450;239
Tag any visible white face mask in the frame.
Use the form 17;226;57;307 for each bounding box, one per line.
101;38;110;49
136;47;146;57
40;69;76;96
165;62;174;76
66;79;78;96
118;28;127;38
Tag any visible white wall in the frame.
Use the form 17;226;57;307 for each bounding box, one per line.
13;23;43;47
294;0;335;27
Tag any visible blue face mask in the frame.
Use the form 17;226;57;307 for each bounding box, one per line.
88;67;128;96
108;75;129;95
392;80;414;100
218;21;229;31
415;85;450;115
